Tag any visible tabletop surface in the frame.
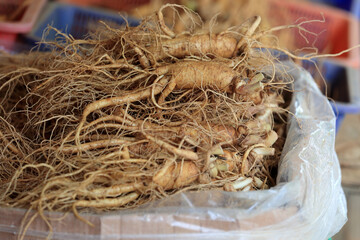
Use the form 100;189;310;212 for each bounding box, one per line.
335;114;360;187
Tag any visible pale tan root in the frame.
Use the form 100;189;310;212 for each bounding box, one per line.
79;117;238;149
178;124;237;147
0;129;23;157
247;91;263;105
158;79;176;104
59;139;132;154
241;143;267;174
219;150;239;172
32;62;142;92
238;118;272;135
151;6;265;60
130;43;151;68
122;146;130;159
223;183;236;192
253;147;275;155
157;4;176;38
242;134;264;146
241;129;278;147
145;134;199;161
232;177;253;190
254;176;269;190
86;115;136;128
154;61;242;104
264;130;278;147
83;182;144;198
234;15;262;56
153;161;199;190
74;192;139;208
75;77;168;144
148;34;238;60
209;124;239;143
72;192;140;226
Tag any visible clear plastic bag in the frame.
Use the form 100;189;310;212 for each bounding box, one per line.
0;62;347;240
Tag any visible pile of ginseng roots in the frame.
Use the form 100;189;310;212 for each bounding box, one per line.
0;4;292;223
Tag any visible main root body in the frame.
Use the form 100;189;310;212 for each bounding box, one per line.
0;3;292;228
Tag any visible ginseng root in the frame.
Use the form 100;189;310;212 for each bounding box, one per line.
153;61;246;104
152;4;262;61
153;161;199;190
81;183;144;198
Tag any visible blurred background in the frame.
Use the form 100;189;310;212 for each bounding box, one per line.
0;0;359;239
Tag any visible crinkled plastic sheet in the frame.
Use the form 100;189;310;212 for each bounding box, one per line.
0;62;347;240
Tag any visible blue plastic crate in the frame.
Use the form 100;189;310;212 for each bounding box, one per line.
299;60;360;132
26;2;139;43
326;64;360;132
352;0;360;18
309;0;352;11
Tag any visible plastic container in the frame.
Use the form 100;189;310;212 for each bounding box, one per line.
0;0;47;51
326;65;360;131
268;0;360;68
58;0;150;11
351;0;360;18
26;2;139;44
0;61;346;240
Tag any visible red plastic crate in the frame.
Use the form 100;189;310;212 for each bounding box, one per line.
267;0;360;68
59;0;150;11
0;0;47;51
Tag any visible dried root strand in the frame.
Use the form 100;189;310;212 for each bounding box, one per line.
157;4;176;38
145;134;199;161
74;192;140;208
75;77;168;144
58;139;132;154
72;192;140;226
82;182;144;198
0;129;24;157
